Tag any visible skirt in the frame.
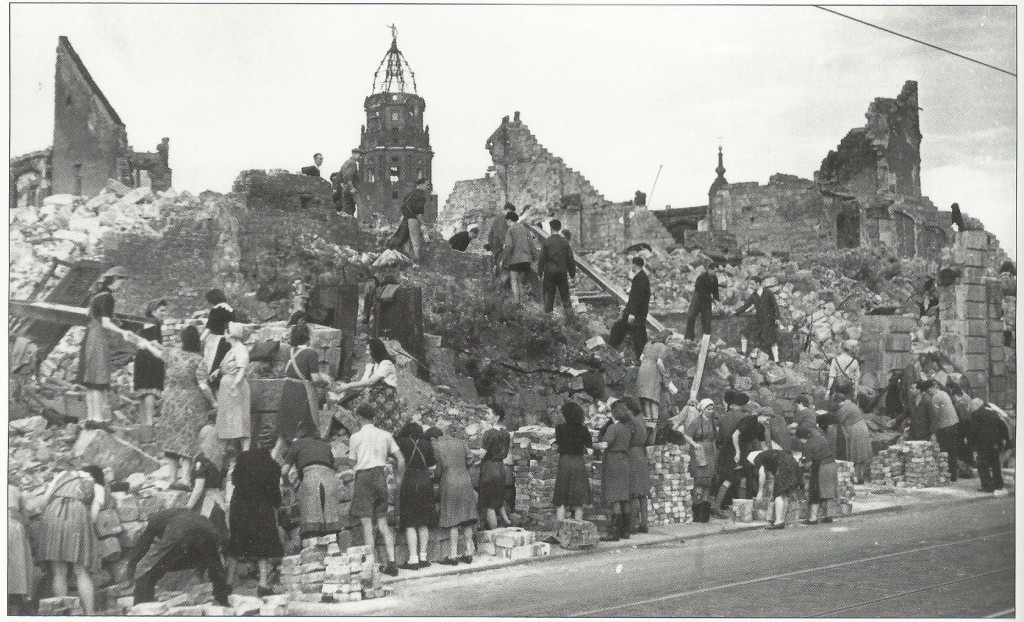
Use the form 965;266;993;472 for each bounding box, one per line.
477;461;507;510
297;465;343;536
200;488;229;545
133;350;165;393
398;468;436;529
602;453;631;504
228;495;283;560
38;498;97;567
771;461;803;499
279;378;318;441
357;383;403;435
438;471;477;529
553;454;593;507
8;518;34;597
809;461;838;502
627;447;651;498
689;440;718;489
845;420;872;464
77;319;112;389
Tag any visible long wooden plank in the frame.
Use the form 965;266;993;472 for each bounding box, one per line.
9;299;149;330
524;223;666;333
689;333;712;401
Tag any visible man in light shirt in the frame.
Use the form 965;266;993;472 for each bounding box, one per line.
348;403;405;576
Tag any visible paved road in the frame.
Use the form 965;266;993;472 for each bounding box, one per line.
339;496;1014;617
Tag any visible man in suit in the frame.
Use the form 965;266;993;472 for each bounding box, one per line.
622;257;651;361
537;219;576;315
685;263;720;341
302;153;324;178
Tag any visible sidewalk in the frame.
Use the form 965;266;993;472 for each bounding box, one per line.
379;475;1014;588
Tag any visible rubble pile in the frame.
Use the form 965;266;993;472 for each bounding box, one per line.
870;441;949;488
646;445;694;524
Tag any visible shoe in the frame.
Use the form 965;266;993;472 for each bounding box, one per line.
438;557;460;565
398;562;419;571
382;562;399;577
256;586;278;597
635;525;649;534
820;517;833;524
978;487;994;493
417;561;431;569
801;519;819;525
765;523;786;530
459;555;473;564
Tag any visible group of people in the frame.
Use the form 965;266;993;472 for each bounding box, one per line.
302;151;360;216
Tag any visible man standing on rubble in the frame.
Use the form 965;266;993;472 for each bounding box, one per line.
734;275;781;362
337;150;360;215
485;203;516;283
302;153;324;178
684;263;721;341
537;219;576;315
621;257;651;361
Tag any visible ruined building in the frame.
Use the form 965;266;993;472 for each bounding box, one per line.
440;81;989;262
355;31;437;224
9;36;172;208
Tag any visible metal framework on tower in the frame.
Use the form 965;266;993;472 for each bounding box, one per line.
372;25;418;95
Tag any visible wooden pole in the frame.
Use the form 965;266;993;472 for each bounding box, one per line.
689;333;712;401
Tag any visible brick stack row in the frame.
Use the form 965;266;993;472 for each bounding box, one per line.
281;540;384;603
477;527;549;560
869;441;949;488
646;445;693;525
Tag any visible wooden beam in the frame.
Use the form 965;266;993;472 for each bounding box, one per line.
9;300;149;330
689;333;712;401
524;224;666;333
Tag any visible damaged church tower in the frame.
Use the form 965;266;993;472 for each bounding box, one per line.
356;28;436;224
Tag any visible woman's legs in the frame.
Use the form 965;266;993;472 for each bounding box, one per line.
257;559;272;589
404;528;419;565
484;508;498;530
510;272;523;303
139;394;156;426
51;561;69;597
638;497;649;532
555;505;566;521
448;528;460;559
72;563;95;614
462;526;475;559
417;526;429;562
86;389;112;424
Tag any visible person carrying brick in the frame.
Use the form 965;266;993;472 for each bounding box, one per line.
537;218;577;315
750;448;803;530
684;263;720;341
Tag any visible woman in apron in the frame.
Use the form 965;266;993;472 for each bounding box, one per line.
681;398;719;522
277;322;330;451
37;469;103;614
133;299;167;426
338;338;402;433
214;322;251;453
395;422;436;569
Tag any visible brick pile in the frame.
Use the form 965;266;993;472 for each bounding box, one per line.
646;445;693;525
477;527;549;561
281;541;384;603
870;441;949;488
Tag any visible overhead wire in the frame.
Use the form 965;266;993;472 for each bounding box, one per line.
814;6;1017;78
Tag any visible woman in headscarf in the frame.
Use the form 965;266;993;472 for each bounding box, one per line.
596;398;634;542
278;322;331;448
796;422;837;525
478;404;512;530
338;338;402;433
835;385;872;484
150;325;215;489
186;421;229;543
553;401;593;521
77;266;139;431
636;330;675;443
214;322;252;453
228;425;283;597
680;398;718;522
395;422;436;570
133;298;167;426
284;429;343;546
827;340;861;399
428;427;478;565
750;448;803;530
37;466;105;613
623;396;651;534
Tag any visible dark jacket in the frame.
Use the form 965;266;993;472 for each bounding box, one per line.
449;231;471;252
401;188;427;219
126;509;221;578
624;270;651;321
301;165;321;178
735;288;780;348
969;406;1011;449
694;271;720;304
537;234;576;279
486;214;509;254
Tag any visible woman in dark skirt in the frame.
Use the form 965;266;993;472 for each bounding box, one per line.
284;431;343;543
681;398;719;522
278;322;330;446
134;299;167;426
624;397;652;534
228;425;283;597
395;422;436;569
553;401;593;520
596;400;634;542
751;448;803;530
478;405;512;529
796;423;837;525
429;428;478;565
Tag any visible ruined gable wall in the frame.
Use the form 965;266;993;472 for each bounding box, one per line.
52;38;130;197
711;175;837;255
438;176;502;232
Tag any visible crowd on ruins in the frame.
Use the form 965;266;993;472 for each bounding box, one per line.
6;180;1016;615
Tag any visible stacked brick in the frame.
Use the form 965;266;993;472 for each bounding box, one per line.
477;527;550;561
870;441;949;488
281;541;384;603
646;445;693;525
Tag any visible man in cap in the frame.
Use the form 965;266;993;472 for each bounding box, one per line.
621;257;651;361
485;203;516;283
968;398;1011;493
684;262;720;341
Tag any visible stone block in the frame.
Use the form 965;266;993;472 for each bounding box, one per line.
166;605;206;616
555;519;599;550
309;325;343;350
990;346;1004;363
203;605;233;616
73;429;161;480
122;520;147;544
119;186;156;206
9;415;47;434
130;602;170;616
963;284;988;303
138;495;166;519
886;334;911;352
959;230;991;250
229;594;264;615
967;320;989;337
498;543;537;561
38;596;84;615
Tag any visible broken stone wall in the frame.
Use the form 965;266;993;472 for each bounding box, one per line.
10;149;52;208
710;175;836;255
51;37;131;197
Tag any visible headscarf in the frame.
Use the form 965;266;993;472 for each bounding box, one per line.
198;424;226;470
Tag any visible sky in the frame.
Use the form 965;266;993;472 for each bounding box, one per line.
9;4;1017;256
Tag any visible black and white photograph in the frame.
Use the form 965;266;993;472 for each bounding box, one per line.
6;2;1017;617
